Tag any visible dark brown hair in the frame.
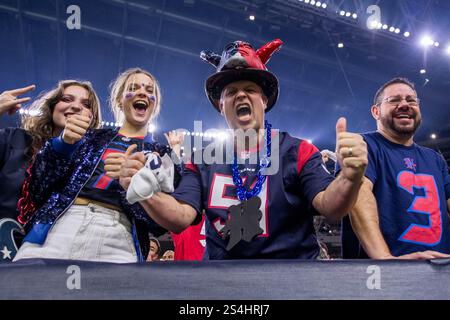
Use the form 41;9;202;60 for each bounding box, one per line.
373;77;416;105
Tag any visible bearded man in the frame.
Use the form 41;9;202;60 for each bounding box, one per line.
340;78;450;260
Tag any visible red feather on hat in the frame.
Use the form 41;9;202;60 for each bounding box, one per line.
256;39;283;65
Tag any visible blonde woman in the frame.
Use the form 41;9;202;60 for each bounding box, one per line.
15;68;175;263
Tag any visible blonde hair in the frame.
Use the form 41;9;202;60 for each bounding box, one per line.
109;67;161;125
21;80;102;157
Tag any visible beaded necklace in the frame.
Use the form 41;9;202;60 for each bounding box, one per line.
231;120;272;201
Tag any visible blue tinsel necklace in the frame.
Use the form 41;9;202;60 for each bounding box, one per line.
231;120;272;201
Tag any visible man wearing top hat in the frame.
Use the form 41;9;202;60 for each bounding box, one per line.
119;39;368;259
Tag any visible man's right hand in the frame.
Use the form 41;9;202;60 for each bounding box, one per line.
335;117;368;183
62;109;92;144
0;85;35;116
119;145;147;191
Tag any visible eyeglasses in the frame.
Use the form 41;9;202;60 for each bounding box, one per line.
379;96;420;107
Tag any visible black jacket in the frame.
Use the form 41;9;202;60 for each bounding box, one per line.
0;128;32;220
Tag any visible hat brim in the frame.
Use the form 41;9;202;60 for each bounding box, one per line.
205;68;279;113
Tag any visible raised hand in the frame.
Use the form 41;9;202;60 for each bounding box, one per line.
105;144;137;179
335;117;368;182
164;130;184;158
0;85;35;116
62;108;92;144
164;130;184;147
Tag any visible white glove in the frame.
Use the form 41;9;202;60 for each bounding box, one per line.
126;153;175;204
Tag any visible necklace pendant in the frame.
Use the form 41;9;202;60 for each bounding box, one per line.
222;197;263;251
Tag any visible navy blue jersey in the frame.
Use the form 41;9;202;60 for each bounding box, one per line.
79;134;149;208
341;132;450;258
172;132;334;260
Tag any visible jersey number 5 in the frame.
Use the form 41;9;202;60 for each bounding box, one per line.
397;171;442;246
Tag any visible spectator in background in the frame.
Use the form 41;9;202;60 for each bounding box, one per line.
320;149;337;175
171;214;206;261
318;240;330;260
148;236;161;261
161;249;174;261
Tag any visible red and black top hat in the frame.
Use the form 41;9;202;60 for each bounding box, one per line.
201;39;283;113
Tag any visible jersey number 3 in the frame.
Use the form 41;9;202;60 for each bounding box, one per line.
397;171;442;246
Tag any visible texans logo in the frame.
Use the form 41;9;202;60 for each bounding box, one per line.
148;156;162;171
144;153;163;177
0;219;25;262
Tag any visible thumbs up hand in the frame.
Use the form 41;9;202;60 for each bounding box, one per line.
335;117;368;182
118;144;146;190
62;108;92;144
105;144;138;179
